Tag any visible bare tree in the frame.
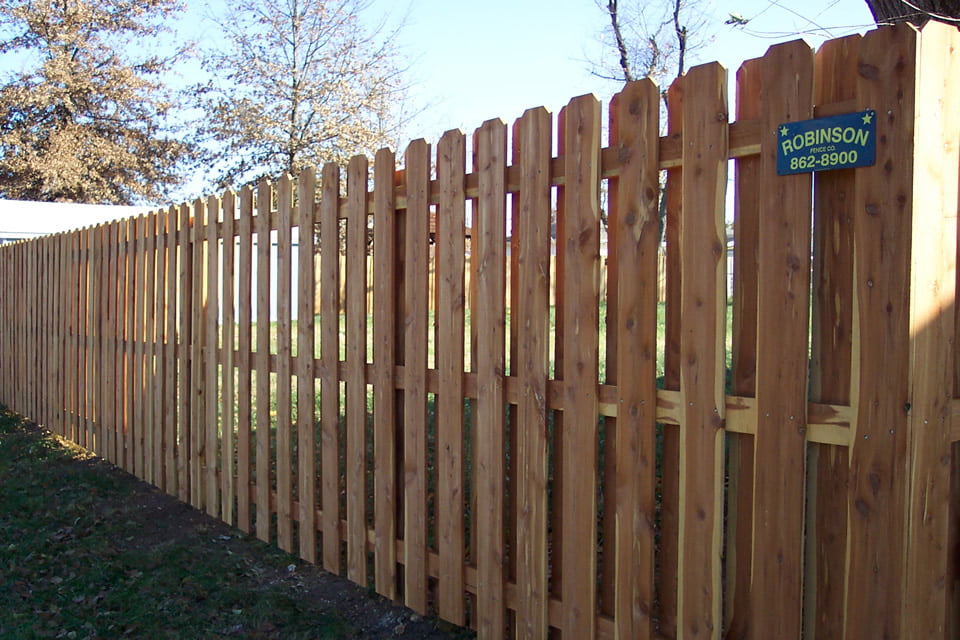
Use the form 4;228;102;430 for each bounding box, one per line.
0;0;193;204
592;0;708;87
195;0;410;190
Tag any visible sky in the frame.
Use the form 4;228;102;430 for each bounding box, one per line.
371;0;878;143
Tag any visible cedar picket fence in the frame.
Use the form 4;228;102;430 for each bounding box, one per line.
1;22;959;640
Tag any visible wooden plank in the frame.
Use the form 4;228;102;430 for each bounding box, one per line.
255;182;273;543
845;23;916;640
164;207;178;496
134;214;147;479
82;229;93;449
276;175;294;552
513;107;551;639
751;40;814;640
237;187;255;532
726;56;760;639
205;196;221;518
806;34;860;639
473;120;507;637
320;163;342;573
221;192;236;525
191;200;207;509
296;169;317;563
550;105;568;630
144;212;157;484
436;128;467;625
346;156;369;583
659;77;683;639
177;202;193;503
122;219;135;468
403;138;431;615
609;80;660;639
677;62;727;640
559;94;601;640
153;210;168;489
101;222;116;463
372;148;398;598
902;22;960;640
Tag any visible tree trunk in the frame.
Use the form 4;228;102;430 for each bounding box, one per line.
865;0;960;27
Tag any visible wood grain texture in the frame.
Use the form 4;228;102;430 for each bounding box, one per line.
806;34;860;640
205;197;221;518
560;94;601;640
255;183;272;543
677;63;727;640
221;192;236;526
346;156;369;584
474;119;507;638
403;139;431;615
513;107;551;640
237;188;254;531
845;23;915;640
320;163;342;573
372;148;398;598
751;39;814;640
276;175;294;552
609;80;660;640
726;56;760;640
436;128;467;625
296;169;318;564
902;22;960;640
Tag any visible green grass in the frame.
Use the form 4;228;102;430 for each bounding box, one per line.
0;405;351;640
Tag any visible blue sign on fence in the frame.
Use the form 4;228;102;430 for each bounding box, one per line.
776;110;876;175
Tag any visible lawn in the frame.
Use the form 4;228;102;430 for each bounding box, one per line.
0;405;472;640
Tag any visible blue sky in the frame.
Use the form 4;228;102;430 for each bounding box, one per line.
378;0;877;142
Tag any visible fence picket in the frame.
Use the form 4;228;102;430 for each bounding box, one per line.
844;25;917;639
677;62;727;640
144;212;157;482
135;214;148;479
560;94;602;640
190;201;207;508
237;188;254;531
474;119;507;638
177;202;193;503
255;182;273;543
807;34;860;638
205;196;221;518
221;192;236;525
276;175;294;551
320;163;342;573
751;40;815;639
436;128;467;625
346;156;369;583
403;139;431;615
725;56;760;638
513;106;551;639
609;80;660;639
296;169;317;563
659;78;683;639
372;149;398;598
164;207;178;495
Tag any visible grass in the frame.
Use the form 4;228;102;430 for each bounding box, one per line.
0;405;474;640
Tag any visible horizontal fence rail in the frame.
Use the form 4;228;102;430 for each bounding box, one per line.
2;22;960;640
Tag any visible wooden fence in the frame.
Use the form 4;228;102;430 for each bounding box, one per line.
1;23;959;640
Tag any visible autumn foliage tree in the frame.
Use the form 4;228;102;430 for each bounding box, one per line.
0;0;193;204
195;0;408;190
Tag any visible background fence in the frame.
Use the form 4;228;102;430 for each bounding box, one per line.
1;22;959;640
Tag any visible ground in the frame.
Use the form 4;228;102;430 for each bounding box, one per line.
0;407;474;639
